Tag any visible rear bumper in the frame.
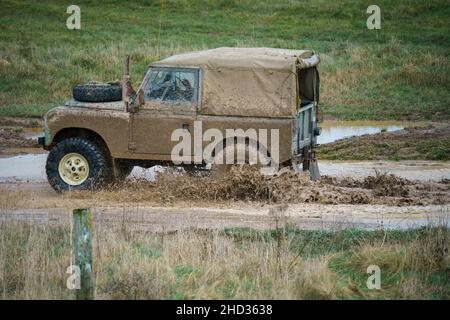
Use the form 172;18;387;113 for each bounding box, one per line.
292;103;321;156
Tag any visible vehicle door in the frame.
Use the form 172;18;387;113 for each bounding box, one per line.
130;66;200;157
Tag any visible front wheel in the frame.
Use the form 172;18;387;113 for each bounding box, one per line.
46;137;112;192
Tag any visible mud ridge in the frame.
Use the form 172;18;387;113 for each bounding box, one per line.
81;166;450;206
0;127;39;150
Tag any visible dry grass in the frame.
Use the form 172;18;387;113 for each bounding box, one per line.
0;169;448;300
330;225;450;299
1;205;448;299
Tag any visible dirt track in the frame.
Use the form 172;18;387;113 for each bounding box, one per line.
1;167;448;231
0;119;449;231
1;202;448;232
1;153;449;182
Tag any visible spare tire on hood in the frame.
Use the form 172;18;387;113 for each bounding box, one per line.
72;81;122;102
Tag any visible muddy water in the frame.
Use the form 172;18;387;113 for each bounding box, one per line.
318;120;412;144
0;153;448;182
0;153;163;181
0;154;47;180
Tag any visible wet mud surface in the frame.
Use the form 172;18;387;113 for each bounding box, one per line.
0;118;448;231
318;123;450;161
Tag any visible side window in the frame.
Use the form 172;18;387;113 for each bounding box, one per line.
144;68;198;105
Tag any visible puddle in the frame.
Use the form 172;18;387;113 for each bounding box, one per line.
0;153;163;182
318;120;410;144
0;153;448;182
0;154;47;180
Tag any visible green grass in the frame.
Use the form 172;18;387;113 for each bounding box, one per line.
415;138;450;160
0;0;449;120
318;135;450;161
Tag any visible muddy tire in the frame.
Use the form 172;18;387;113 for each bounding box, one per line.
46;137;112;192
210;142;271;178
114;160;134;183
72;82;122;102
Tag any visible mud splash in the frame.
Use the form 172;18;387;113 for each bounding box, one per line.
324;171;412;197
81;166;449;206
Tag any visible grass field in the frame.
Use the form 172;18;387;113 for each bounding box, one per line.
0;0;449;120
1;219;449;299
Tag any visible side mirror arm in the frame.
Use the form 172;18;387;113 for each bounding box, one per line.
128;90;143;113
122;55;137;112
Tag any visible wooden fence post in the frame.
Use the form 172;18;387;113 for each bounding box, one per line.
72;208;94;300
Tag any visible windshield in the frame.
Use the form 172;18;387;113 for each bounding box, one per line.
143;68;198;104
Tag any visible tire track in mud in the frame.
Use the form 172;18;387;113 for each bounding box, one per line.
0;154;449;231
105;166;449;207
1;204;448;231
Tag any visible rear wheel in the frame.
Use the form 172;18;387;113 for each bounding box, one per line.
302;147;310;171
210;142;271;178
293;147;320;181
46;137;112;192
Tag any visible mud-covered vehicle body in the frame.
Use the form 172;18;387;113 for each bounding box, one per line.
40;47;321;191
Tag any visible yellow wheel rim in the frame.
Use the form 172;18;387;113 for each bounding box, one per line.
58;153;89;186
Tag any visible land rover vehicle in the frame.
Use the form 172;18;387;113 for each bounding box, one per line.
39;47;321;192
